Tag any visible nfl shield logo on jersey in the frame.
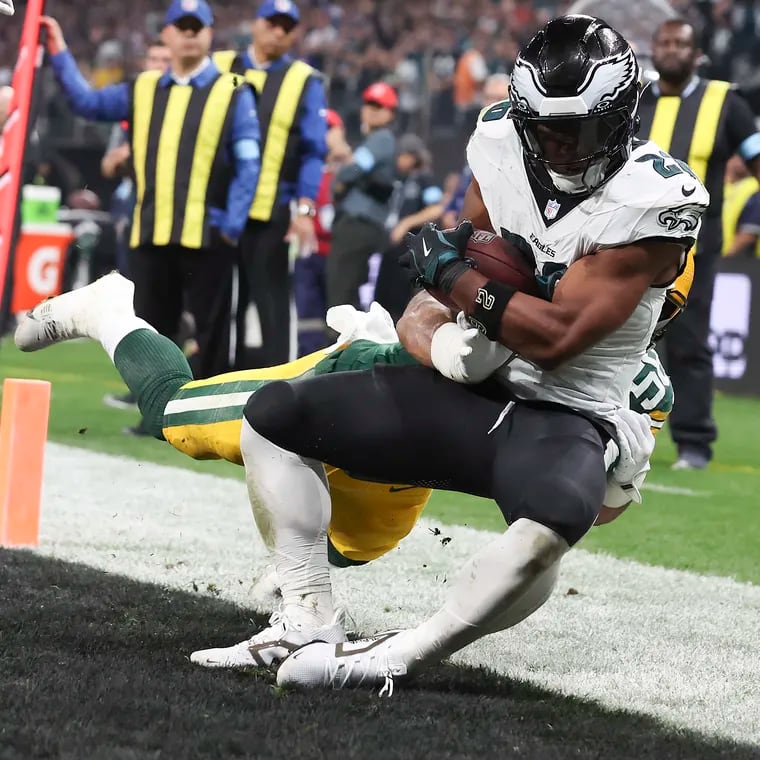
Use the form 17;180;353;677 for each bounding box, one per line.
544;199;560;220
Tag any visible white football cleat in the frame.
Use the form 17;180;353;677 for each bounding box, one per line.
190;609;347;669
14;272;134;352
276;630;410;694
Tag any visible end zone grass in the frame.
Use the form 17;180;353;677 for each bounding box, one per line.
2;337;758;583
4;549;756;760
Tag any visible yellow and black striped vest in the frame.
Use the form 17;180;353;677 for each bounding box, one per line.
722;176;760;255
638;79;732;254
129;68;240;250
213;51;316;222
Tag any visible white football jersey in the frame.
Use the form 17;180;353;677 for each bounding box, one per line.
466;104;709;420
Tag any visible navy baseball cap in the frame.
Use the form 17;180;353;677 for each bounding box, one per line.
165;0;214;27
256;0;300;24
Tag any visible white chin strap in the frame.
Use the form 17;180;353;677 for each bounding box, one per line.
547;168;587;194
547;157;609;195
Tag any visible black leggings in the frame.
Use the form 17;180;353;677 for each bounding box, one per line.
245;364;608;546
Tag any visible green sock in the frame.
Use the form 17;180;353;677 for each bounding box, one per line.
113;329;193;438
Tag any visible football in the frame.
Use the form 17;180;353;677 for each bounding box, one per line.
429;229;539;310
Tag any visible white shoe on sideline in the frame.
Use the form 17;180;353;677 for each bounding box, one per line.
671;455;708;471
14;272;134;352
190;609;347;669
276;630;410;694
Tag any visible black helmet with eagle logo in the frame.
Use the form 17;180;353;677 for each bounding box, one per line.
509;15;641;195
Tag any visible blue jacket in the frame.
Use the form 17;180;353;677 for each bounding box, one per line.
241;50;327;204
444;165;472;218
51;51;261;242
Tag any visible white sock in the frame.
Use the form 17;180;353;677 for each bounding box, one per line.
240;419;335;628
480;561;560;635
53;273;155;360
100;316;156;361
394;518;568;669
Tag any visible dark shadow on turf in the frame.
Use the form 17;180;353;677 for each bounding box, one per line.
0;550;756;760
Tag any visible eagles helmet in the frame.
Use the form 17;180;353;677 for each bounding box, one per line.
509;15;641;195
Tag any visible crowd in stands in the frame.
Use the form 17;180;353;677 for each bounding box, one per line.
4;0;760;145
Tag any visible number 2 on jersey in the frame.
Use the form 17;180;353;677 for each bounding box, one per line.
635;151;697;180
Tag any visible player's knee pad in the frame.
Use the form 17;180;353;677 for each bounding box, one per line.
243;380;303;450
499;473;602;546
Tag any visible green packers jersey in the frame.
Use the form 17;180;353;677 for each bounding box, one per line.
628;347;673;433
312;340;418;375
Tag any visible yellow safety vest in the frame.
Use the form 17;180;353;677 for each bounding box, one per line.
129;69;240;249
638;79;732;255
213;51;315;222
722;176;760;255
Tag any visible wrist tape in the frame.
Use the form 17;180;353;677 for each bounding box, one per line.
468;280;516;340
437;257;472;294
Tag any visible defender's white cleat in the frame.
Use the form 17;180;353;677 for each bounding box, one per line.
276;630;410;694
190;609;347;669
14;272;134;351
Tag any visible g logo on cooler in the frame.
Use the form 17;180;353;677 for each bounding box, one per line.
27;245;61;296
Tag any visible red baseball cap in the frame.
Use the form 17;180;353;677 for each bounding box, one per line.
362;82;398;110
325;108;343;129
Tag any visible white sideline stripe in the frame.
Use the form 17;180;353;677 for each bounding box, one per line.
642;482;710;497
164;391;251;415
36;443;759;747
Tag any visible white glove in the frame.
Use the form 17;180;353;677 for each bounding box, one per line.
325;301;398;348
604;463;650;508
604;408;655;506
430;311;511;384
0;0;14;16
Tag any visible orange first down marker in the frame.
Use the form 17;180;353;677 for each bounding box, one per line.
0;378;51;547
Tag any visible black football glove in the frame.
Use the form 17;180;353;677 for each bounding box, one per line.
399;220;474;293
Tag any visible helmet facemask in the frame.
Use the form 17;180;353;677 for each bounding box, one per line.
512;89;640;195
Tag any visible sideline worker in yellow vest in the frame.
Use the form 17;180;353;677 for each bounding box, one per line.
41;1;261;381
722;154;760;256
213;0;328;369
637;18;760;471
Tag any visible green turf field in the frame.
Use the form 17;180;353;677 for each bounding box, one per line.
2;337;758;584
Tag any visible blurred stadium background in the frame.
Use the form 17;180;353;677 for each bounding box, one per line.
3;0;760;204
0;1;759;757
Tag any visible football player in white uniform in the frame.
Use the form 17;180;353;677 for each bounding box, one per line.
257;15;710;691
